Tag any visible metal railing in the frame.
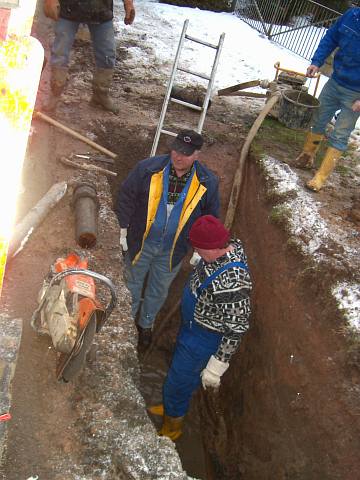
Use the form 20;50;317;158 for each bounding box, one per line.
233;0;341;60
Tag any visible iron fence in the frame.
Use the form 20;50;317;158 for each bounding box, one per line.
233;0;341;60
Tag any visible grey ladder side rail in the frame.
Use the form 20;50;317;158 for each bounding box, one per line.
150;19;225;157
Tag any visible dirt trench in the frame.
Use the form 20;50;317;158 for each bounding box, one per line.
197;158;360;480
1;7;359;477
100;117;360;479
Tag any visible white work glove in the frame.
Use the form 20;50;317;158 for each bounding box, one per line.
201;355;229;390
189;252;201;266
119;228;128;252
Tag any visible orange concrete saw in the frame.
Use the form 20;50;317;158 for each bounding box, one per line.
31;253;117;382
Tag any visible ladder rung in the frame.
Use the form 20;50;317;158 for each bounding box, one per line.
185;34;218;49
177;67;210;80
160;129;177;137
170;98;203;111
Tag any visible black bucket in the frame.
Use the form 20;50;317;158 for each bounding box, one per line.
278;90;320;130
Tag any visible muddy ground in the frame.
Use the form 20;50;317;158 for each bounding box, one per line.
0;2;360;480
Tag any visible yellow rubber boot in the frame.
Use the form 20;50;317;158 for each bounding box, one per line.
159;414;184;441
147;404;164;416
306;146;342;192
294;132;324;169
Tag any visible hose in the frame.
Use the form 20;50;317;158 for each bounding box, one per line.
225;93;280;229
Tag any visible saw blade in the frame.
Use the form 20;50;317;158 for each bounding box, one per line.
56;313;97;382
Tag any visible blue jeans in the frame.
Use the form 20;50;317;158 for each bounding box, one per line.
311;78;360;151
124;241;182;329
51;18;116;69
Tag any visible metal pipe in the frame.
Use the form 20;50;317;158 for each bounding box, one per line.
9;181;67;258
72;183;99;249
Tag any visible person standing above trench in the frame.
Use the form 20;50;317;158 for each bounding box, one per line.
115;130;220;348
42;0;135;113
148;215;252;441
295;6;360;192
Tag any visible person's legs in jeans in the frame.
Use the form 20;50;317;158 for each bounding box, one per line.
327;83;360;151
311;78;341;136
88;20;116;68
137;248;182;329
43;18;79;111
88;21;118;112
51;18;80;66
306;81;360;191
124;242;159;320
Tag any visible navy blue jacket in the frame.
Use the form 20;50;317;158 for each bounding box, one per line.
311;7;360;92
115;155;220;269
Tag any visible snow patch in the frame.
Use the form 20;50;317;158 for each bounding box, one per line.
333;282;360;332
261;156;329;257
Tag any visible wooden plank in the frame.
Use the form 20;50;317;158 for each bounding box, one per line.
218;80;260;96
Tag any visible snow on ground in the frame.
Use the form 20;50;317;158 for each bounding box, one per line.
116;0;360;131
333;282;360;332
116;1;325;93
115;1;360;331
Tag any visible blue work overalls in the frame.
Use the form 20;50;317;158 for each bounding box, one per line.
163;261;248;417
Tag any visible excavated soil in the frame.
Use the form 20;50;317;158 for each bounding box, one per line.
1;3;360;480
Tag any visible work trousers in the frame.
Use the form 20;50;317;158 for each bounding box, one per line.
163;320;222;417
311;78;360;151
125;241;182;329
51;18;116;69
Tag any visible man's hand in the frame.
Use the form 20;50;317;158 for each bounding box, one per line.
43;0;60;21
120;228;128;253
123;0;135;25
306;65;320;77
189;252;201;266
352;100;360;113
201;355;229;390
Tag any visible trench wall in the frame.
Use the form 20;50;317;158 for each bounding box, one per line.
199;158;360;480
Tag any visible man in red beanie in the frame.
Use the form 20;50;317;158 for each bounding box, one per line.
148;215;252;441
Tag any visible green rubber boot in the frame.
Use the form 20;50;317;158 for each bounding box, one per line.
91;68;119;114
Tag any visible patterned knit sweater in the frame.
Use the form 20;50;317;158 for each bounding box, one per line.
189;239;252;363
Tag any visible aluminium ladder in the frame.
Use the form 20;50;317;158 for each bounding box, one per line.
150;19;225;156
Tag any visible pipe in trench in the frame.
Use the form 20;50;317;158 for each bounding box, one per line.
72;183;99;249
8;181;68;259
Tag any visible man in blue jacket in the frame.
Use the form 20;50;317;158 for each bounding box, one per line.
295;6;360;191
115;130;220;347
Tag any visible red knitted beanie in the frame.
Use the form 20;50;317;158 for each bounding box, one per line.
189;215;230;249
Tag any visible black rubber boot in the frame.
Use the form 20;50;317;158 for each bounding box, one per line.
136;325;152;349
